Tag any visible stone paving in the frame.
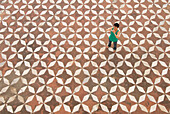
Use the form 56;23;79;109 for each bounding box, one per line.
0;0;170;113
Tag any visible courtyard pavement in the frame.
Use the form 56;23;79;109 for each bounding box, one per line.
0;0;169;113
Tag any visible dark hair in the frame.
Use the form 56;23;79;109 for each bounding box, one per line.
114;23;119;28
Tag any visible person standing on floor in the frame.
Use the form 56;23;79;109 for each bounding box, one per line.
106;23;120;52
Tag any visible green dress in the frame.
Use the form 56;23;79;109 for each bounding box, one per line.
109;27;119;42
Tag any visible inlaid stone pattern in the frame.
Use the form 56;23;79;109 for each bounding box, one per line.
0;0;169;113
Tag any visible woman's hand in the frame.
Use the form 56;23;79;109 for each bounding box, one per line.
106;27;113;31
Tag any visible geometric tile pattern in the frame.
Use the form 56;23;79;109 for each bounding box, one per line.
0;0;170;113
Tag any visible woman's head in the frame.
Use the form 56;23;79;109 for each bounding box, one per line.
114;23;119;29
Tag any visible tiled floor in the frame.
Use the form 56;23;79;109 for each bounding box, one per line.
0;0;170;113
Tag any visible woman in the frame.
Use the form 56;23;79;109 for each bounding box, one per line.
106;23;120;52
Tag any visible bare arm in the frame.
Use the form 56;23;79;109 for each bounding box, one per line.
106;27;113;31
112;31;120;38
